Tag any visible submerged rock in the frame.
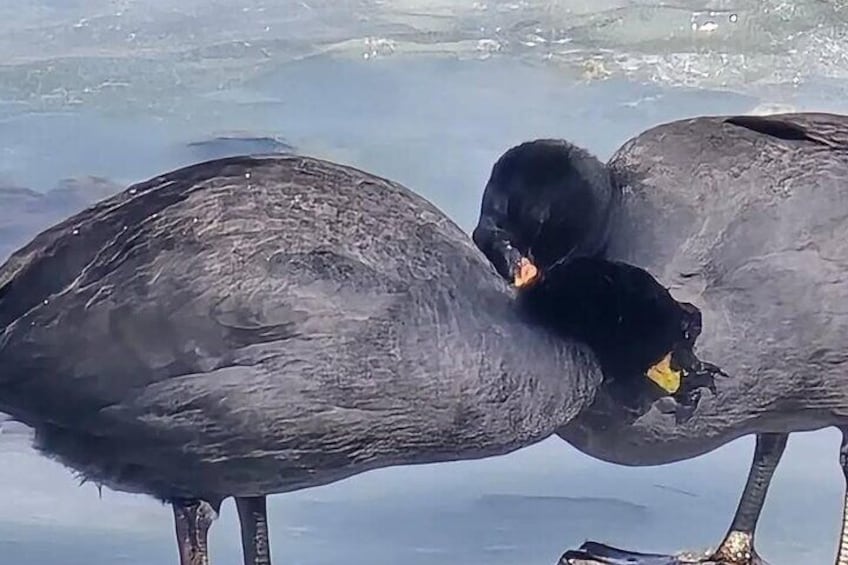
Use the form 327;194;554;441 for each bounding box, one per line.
0;176;122;261
185;133;295;162
44;176;123;211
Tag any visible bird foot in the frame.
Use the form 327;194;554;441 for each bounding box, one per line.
708;531;769;565
558;541;768;565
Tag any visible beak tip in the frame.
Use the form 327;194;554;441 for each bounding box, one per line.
513;258;539;288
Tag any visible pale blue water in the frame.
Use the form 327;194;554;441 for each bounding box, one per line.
3;1;848;564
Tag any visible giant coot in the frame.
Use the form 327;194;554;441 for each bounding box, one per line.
0;154;615;565
475;112;848;565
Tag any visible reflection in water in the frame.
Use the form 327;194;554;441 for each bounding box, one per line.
2;2;848;563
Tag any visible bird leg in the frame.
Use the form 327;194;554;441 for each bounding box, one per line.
172;498;218;565
833;428;848;565
559;433;787;565
236;496;273;565
707;432;787;564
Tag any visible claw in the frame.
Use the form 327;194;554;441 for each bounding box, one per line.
674;389;701;423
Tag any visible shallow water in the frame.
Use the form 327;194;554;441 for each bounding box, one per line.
2;1;848;564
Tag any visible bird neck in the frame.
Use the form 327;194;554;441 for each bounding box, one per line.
474;288;603;438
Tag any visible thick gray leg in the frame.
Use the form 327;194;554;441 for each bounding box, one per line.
236;496;273;565
559;433;788;565
709;432;787;565
173;499;218;565
834;428;848;565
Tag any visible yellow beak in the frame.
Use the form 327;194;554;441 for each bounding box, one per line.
646;352;682;394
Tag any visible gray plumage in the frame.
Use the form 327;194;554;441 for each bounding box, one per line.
0;154;600;507
554;112;848;564
560;112;848;461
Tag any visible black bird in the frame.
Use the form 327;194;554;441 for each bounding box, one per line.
476;112;848;565
473;137;716;402
0;154;611;565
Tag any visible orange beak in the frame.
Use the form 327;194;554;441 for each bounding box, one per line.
513;257;539;288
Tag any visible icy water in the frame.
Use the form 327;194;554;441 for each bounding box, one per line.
2;1;848;564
